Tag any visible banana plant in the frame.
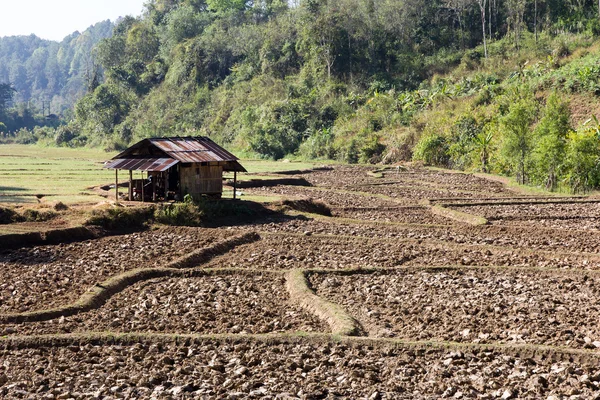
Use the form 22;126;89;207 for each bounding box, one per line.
583;114;600;138
473;131;493;173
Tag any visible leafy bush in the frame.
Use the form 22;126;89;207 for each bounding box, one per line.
498;91;538;184
564;129;600;193
194;197;254;219
14;128;36;144
412;134;450;167
155;201;202;226
299;128;336;159
85;207;155;230
359;135;386;164
447;115;482;170
155;195;254;226
531;92;571;190
54;125;77;146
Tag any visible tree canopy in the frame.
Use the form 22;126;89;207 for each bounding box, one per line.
4;0;600;191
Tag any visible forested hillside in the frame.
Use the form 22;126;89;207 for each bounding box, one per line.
7;0;600;192
0;21;113;131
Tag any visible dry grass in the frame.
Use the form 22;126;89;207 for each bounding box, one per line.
430;204;488;226
285;270;362;336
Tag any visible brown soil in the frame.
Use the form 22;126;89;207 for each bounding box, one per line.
2;164;600;397
205;234;600;270
331;206;450;224
3;274;326;336
1;340;599;399
310;269;600;349
455;202;600;231
0;227;234;313
238;216;600;253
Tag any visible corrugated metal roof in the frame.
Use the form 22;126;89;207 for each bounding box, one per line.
104;158;179;172
148;137;240;163
108;137;247;172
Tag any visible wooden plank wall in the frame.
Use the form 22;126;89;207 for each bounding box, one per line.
180;164;223;196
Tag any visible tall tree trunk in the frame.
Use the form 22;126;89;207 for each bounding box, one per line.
479;0;488;58
493;0;498;38
488;0;492;41
534;0;538;43
458;12;464;50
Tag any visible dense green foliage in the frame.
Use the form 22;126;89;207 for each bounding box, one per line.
5;0;600;191
0;21;113;133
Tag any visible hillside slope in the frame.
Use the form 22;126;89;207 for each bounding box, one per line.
0;20;113;118
6;0;600;192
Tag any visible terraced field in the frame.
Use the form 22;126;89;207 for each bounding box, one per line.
2;164;600;399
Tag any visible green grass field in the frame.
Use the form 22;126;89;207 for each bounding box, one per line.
0;144;323;205
0;145;117;204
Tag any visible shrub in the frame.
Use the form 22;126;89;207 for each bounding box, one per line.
564;128;600;193
85;207;154;230
22;209;57;222
14;128;36;144
154;196;254;226
412;134;450;167
155;201;202;226
194;197;254;219
299;128;336;160
359;136;386;164
53;202;69;211
54;125;77;146
0;207;23;224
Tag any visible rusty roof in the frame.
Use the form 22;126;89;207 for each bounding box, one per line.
149;137;240;164
104;158;179;172
108;137;246;172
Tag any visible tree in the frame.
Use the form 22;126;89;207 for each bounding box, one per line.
476;0;488;58
532;92;570;190
0;83;16;116
206;0;248;12
506;0;526;49
564;128;600;193
443;0;474;49
500;91;537;184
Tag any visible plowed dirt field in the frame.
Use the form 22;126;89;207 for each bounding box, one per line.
2;164;600;399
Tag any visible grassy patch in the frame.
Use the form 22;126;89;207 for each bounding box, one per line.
0;144;116;204
285;270;362;336
0;145;329;205
430;205;488;226
472;171;577;197
21;209;57;222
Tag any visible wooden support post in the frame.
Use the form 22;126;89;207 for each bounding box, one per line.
128;170;133;201
152;172;157;202
233;171;237;200
115;169;119;202
165;170;169;201
141;171;145;203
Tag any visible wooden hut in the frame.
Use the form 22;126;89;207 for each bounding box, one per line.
104;136;246;201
